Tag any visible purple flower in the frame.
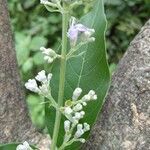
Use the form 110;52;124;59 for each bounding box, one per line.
67;17;95;47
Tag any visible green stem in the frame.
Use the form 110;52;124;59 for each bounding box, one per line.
50;3;70;150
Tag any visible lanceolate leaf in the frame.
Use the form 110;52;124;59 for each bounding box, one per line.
45;0;110;149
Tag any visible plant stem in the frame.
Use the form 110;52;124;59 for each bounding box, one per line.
50;3;69;150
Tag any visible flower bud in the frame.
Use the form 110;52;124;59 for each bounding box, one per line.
72;87;82;101
64;120;71;132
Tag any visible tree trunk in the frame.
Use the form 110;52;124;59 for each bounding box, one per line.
83;19;150;150
0;0;49;149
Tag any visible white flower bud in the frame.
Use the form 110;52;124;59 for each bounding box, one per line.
35;70;47;83
93;94;97;100
80;138;86;143
88;90;97;100
73;103;83;112
75;125;84;138
82;94;91;101
74;112;81;119
72;87;82;101
77;124;83;130
88;90;95;96
44;56;54;63
40;0;49;5
40;47;58;64
16;141;31;150
25;79;39;93
48;73;52;82
82;102;87;106
64;107;73;115
72;118;78;124
64;120;71;132
83;123;90;131
80;111;85;118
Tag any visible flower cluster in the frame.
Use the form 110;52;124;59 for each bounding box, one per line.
67;17;95;47
16;141;32;150
61;88;97;144
40;47;60;64
25;70;52;95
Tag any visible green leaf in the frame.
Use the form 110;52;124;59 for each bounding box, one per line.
22;58;33;73
15;33;31;66
45;0;110;149
27;95;45;129
29;36;47;51
33;52;45;65
0;143;38;150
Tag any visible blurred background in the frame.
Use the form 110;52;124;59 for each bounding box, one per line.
8;0;150;131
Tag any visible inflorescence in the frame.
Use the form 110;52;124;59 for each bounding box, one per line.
21;0;97;149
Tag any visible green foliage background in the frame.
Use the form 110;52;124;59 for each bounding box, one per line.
8;0;150;130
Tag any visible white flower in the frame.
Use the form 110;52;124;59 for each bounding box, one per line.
81;90;97;101
25;79;39;93
64;120;71;132
35;70;47;83
82;94;91;101
82;102;87;106
25;71;52;95
83;123;90;132
16;141;32;150
80;138;86;143
80;111;85;118
74;124;84;138
74;112;81;119
72;87;82;101
64;107;73;115
40;0;49;5
88;90;97;100
48;73;53;81
73;103;83;111
40;47;58;64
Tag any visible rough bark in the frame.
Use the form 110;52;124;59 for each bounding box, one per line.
83;19;150;150
0;1;50;149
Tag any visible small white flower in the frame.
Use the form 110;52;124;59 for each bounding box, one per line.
40;47;58;64
74;124;84;138
80;111;85;118
82;94;91;101
16;141;32;150
93;94;97;100
64;120;71;132
72;87;82;101
44;56;54;63
77;124;83;130
81;90;97;101
48;73;53;81
25;79;39;93
73;103;83;111
40;0;49;5
82;102;87;106
35;70;47;83
64;107;73;115
80;138;86;143
74;112;81;119
88;90;97;100
83;123;90;132
72;118;78;124
88;90;95;96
